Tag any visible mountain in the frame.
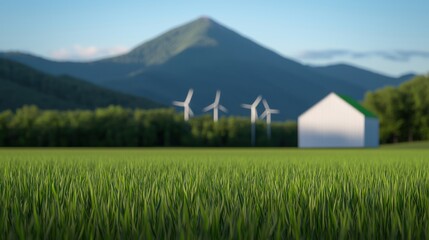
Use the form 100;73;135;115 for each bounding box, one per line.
0;17;414;119
397;73;416;82
0;58;162;111
312;64;414;90
103;17;220;66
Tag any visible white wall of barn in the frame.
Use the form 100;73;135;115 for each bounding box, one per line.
298;93;366;148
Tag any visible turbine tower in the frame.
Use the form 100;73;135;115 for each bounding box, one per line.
241;96;262;146
203;90;228;122
260;99;279;140
172;89;194;121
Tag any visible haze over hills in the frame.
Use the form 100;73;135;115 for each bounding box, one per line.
0;17;414;119
0;59;162;111
312;64;415;90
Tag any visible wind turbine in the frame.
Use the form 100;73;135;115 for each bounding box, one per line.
203;90;228;122
260;99;279;140
241;95;262;146
172;89;194;121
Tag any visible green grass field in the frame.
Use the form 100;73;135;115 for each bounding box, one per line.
1;148;429;239
382;140;429;149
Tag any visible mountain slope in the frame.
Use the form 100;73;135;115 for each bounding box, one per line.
104;17;218;66
313;64;415;89
0;52;140;84
0;58;162;111
0;17;415;119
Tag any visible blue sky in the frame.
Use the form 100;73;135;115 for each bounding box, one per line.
1;0;428;76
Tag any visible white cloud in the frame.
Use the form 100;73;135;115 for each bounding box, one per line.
298;49;429;62
50;45;130;61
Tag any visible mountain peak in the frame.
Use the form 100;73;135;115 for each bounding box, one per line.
194;16;219;26
105;16;226;65
184;16;221;30
197;16;214;22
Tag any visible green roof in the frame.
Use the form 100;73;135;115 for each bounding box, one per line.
337;94;377;118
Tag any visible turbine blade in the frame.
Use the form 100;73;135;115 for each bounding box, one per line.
219;105;228;113
185;89;194;104
271;109;280;114
215;90;221;104
241;104;252;109
252;96;262;107
260;110;268;119
262;99;270;110
189;107;194;117
203;103;216;112
172;101;185;107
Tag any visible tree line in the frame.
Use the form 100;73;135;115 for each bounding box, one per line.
363;75;429;143
0;105;297;147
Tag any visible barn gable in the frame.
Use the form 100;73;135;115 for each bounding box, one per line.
298;92;379;148
299;93;367;120
336;94;377;118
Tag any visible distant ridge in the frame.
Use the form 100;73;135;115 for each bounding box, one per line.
0;58;163;111
0;17;415;119
312;64;413;89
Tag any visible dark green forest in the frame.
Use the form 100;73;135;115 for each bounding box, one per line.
363;75;429;143
0;106;297;147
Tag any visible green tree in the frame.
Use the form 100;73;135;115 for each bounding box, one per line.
363;74;429;143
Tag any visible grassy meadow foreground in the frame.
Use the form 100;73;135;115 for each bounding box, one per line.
1;148;429;239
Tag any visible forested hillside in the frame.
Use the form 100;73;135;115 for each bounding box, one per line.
0;59;162;111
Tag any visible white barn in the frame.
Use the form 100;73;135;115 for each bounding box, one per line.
298;92;379;148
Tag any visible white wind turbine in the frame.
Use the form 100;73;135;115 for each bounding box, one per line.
203;90;228;122
172;89;194;121
260;99;279;140
241;95;262;146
